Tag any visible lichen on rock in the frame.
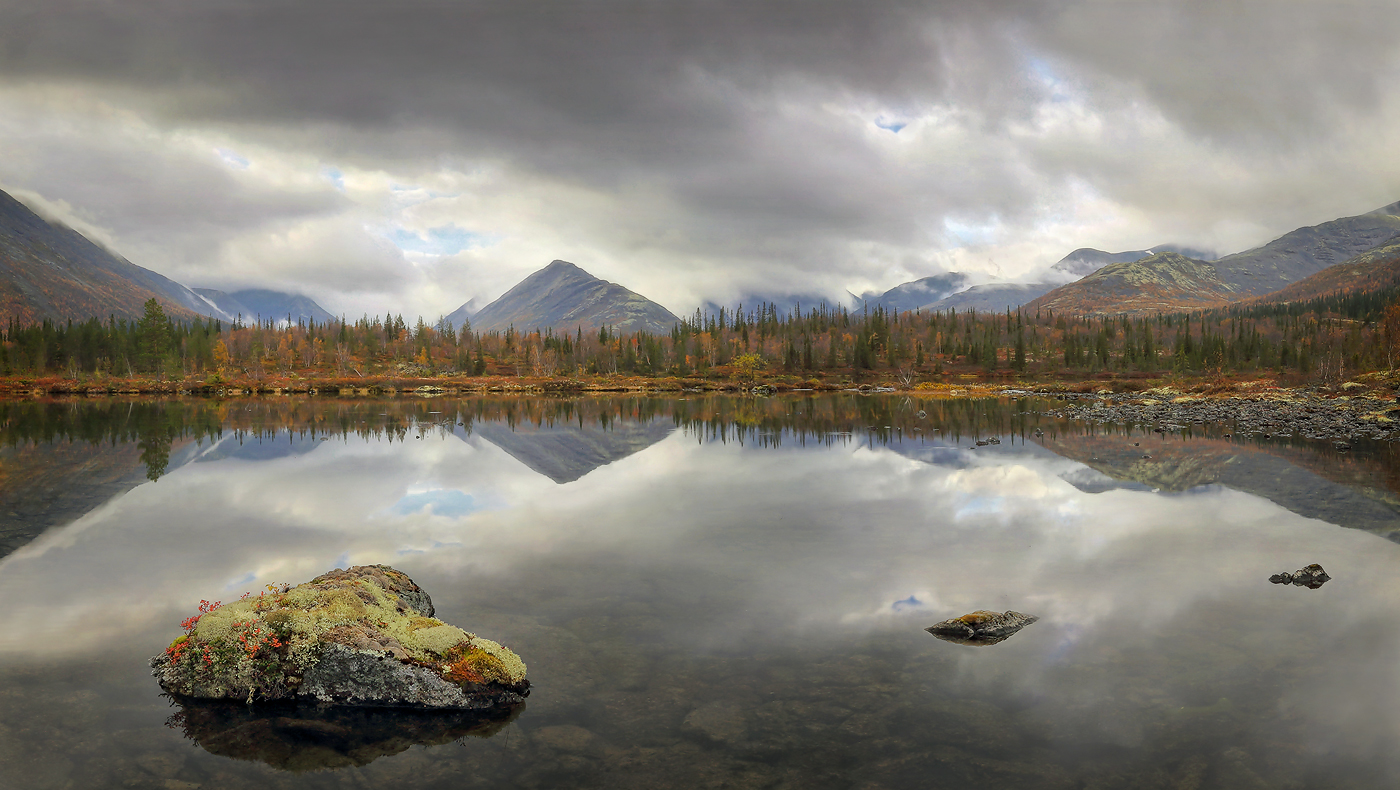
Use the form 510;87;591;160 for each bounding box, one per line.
150;565;529;710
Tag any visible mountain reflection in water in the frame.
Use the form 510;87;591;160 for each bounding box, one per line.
1;394;1399;788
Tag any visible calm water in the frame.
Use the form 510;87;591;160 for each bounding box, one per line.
2;394;1400;789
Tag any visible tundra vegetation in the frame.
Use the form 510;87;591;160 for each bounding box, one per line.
151;565;527;709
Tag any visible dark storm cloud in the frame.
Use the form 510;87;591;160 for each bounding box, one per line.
0;2;1040;234
0;1;1396;312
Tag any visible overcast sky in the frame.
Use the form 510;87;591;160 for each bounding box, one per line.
1;1;1398;319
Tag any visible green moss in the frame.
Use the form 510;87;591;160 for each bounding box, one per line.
467;636;527;684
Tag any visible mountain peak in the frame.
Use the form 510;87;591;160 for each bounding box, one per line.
467;260;678;335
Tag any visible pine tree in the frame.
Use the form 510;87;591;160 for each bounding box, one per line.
137;299;171;373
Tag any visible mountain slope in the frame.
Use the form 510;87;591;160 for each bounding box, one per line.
857;272;968;314
0;188;208;322
443;298;480;331
1247;238;1400;305
1023;202;1400;315
1211;203;1400;296
1024;252;1238;315
702;290;857;320
921;282;1056;313
193;288;336;326
1049;244;1217;281
470;260;680;335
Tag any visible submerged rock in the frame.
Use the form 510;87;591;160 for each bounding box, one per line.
1269;563;1331;589
164;697;520;772
151;565;529;710
925;610;1039;646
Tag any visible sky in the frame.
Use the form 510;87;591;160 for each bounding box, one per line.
0;1;1398;320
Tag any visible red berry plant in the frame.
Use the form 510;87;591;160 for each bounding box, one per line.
156;587;298;703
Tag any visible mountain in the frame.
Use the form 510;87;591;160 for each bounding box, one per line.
469;260;680;335
1024;252;1238;315
193;288;336;326
1247;238;1400;306
920;282;1056;313
1211;202;1400;296
0;188;210;322
899;246;1213;316
1048;244;1217;282
701;290;858;322
443;298;481;331
1024;202;1400;315
856;272;968;314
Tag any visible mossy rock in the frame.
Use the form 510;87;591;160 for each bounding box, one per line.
925;610;1039;646
150;565;529;710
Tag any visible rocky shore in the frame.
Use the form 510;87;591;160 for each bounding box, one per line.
1031;386;1400;444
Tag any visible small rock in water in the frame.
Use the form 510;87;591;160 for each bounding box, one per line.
925;610;1038;646
1269;563;1330;589
151;564;529;710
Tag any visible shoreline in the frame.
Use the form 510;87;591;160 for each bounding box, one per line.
0;370;1396;400
0;371;1397;444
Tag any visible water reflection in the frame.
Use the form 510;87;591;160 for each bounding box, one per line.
164;697;521;772
0;394;1397;553
0;394;1398;788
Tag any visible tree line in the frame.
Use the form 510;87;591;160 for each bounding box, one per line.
3;290;1400;382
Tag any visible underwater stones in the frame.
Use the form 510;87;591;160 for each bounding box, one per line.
151;564;529;710
925;610;1039;646
1269;563;1331;589
682;701;750;745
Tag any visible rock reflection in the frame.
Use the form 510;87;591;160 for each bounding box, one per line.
163;696;522;772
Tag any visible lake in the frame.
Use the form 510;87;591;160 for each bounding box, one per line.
1;394;1399;789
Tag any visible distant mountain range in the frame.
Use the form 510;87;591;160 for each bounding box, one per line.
459;260;680;335
920;282;1057;313
192;288;336;326
7;183;1400;331
1025;202;1400;315
854;272;969;314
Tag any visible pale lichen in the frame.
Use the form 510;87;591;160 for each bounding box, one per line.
406;624;471;657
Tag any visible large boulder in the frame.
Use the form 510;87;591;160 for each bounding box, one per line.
151;565;529;709
925;610;1039;646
